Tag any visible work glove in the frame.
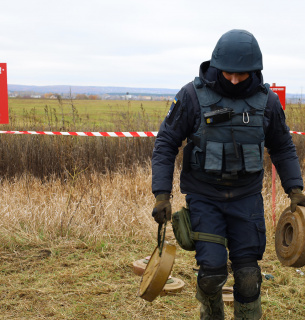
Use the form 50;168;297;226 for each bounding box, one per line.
152;194;172;224
289;188;305;212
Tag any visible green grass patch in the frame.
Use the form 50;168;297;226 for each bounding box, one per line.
7;98;170;131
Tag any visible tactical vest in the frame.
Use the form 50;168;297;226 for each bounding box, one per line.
188;77;270;186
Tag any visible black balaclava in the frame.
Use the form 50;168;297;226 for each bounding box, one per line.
204;66;261;99
218;71;253;98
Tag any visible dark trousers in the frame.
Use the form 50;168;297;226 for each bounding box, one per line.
186;193;266;267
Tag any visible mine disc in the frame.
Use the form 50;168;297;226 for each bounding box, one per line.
138;241;176;302
132;257;150;276
222;286;234;304
275;206;305;267
160;277;185;296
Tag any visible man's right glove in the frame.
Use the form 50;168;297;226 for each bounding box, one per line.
152;194;172;224
289;188;305;212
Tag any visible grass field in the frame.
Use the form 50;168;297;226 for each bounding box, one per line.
7;98;170;131
0;98;304;319
6;98;304;130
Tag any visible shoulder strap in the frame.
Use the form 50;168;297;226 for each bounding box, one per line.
193;77;222;106
191;231;228;247
244;83;270;110
183;81;201;133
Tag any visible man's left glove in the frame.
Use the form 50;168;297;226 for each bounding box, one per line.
289;188;305;212
152;194;172;224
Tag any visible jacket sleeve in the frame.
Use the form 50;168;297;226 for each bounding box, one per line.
264;90;303;193
151;83;198;195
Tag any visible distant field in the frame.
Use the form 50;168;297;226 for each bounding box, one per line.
7;98;170;131
6;98;305;131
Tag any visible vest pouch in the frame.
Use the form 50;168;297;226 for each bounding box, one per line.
242;142;264;173
172;207;195;251
224;142;242;172
190;145;204;171
204;141;223;172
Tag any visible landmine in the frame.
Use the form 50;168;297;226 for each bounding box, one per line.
275;205;305;267
134;253;233;302
222;286;234;305
137;241;178;302
133;256;151;276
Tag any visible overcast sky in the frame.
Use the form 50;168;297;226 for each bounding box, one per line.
1;0;305;93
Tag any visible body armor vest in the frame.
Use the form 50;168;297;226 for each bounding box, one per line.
188;77;270;186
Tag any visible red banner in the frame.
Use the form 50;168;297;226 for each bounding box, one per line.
0;63;9;124
270;86;286;110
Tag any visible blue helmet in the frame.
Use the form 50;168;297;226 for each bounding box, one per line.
210;29;263;72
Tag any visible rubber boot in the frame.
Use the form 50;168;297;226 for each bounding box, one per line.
234;296;262;319
196;285;224;320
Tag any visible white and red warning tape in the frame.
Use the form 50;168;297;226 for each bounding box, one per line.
0;130;303;137
289;130;305;136
0;130;158;137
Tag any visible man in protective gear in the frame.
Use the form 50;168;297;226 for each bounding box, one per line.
151;29;305;319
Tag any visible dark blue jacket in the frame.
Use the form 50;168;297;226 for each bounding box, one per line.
152;61;303;200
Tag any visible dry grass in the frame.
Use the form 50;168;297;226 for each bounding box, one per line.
0;133;156;180
0;160;304;319
0;164;156;246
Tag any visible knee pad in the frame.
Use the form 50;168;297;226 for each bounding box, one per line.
197;264;228;295
232;259;262;303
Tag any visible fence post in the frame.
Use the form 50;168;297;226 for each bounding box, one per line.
271;83;277;227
